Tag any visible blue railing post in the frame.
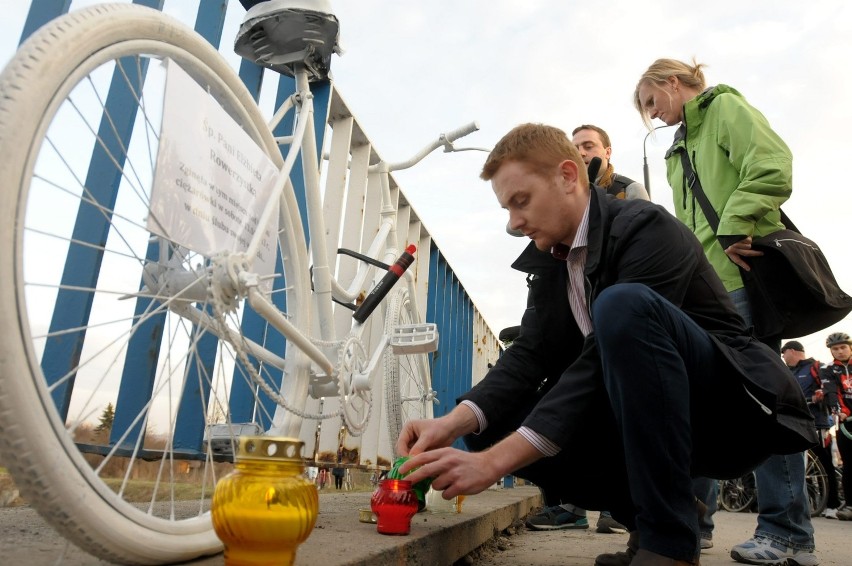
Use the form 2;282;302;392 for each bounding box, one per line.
18;0;70;44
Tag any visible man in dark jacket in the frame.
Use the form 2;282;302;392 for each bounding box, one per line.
397;123;814;566
781;340;842;518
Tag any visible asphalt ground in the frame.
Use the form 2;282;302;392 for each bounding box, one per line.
476;505;851;566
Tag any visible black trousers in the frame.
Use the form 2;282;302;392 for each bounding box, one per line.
465;284;769;562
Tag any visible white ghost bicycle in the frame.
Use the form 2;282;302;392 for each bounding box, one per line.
0;3;480;564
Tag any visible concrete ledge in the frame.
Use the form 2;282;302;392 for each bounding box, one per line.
328;486;541;566
0;486;542;565
320;487;540;566
286;486;542;566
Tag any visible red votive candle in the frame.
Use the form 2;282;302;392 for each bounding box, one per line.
370;479;419;535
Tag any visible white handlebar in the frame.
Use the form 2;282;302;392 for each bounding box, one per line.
368;121;481;173
442;121;480;144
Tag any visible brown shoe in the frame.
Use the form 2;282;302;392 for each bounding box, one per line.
597;500;705;566
595;531;638;566
695;497;707;522
630;549;699;566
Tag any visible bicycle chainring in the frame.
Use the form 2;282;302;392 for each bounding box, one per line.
337;335;372;435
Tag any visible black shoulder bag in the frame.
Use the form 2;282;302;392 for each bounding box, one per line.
678;151;852;340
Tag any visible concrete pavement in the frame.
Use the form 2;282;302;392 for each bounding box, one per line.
0;486;541;565
1;485;850;565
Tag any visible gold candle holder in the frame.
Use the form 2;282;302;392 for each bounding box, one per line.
212;436;318;566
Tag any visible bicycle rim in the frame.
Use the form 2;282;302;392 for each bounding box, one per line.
805;449;828;517
0;4;308;564
383;287;433;450
719;473;756;513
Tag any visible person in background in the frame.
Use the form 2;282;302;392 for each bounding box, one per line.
821;332;852;521
782;340;841;519
690;477;717;551
317;467;329;490
395;122;815;566
572;124;649;201
306;465;319;484
331;465;346;490
635;57;818;566
522;124;648;537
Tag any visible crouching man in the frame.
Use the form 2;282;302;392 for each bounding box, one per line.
398;123;815;566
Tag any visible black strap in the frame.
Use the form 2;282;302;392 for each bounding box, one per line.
677;149;797;235
678;150;720;232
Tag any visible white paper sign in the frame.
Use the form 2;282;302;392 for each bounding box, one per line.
149;59;279;289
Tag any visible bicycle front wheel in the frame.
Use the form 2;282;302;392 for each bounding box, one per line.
383;287;434;448
0;4;309;564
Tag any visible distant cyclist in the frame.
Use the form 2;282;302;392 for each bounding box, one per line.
821;332;852;521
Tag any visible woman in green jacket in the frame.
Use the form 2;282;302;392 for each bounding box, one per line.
635;59;792;296
633;59;817;566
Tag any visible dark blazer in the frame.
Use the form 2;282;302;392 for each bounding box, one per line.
460;187;815;478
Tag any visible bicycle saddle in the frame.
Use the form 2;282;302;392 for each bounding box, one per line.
234;0;342;81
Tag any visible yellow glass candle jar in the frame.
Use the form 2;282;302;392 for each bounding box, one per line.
212;436;318;566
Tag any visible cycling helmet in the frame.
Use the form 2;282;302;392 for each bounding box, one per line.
825;332;852;347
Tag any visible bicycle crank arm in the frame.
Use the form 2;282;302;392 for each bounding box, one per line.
351;334;390;389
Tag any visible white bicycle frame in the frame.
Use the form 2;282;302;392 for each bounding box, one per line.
189;62;478;437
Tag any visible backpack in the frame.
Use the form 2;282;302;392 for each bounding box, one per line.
606;174;634;199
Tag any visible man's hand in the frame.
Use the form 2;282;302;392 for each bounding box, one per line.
399;432;544;499
398;448;501;499
724;236;763;271
396;405;479;457
396;417;457;457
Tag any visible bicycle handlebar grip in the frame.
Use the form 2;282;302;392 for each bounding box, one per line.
442;121;480;143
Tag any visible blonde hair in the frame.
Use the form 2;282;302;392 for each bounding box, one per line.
481;123;588;187
634;58;707;129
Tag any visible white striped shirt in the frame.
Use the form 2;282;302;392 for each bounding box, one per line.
566;203;592;337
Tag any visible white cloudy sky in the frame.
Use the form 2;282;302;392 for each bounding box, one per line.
3;0;852;359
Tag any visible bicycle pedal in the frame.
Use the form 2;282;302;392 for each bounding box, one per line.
390;323;438;354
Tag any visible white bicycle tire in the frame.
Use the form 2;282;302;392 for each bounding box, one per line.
383;287;434;448
0;4;310;564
